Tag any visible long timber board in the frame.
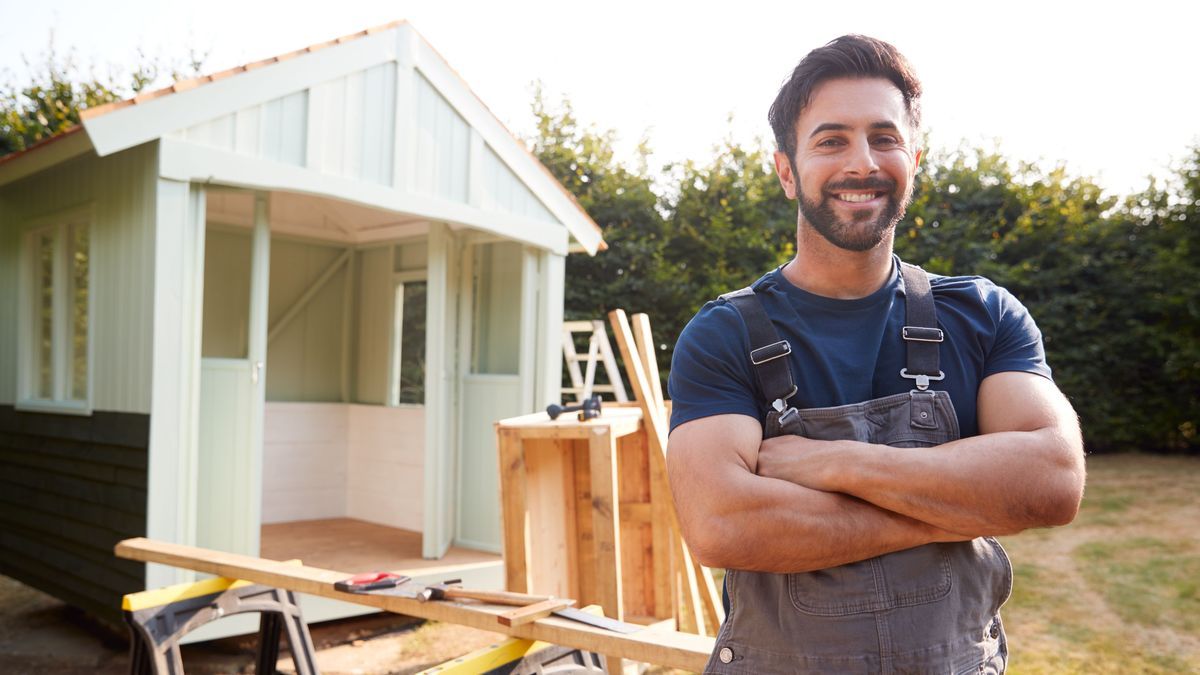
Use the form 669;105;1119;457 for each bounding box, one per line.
114;538;714;672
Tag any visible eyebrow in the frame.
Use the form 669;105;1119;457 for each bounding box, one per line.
808;121;901;138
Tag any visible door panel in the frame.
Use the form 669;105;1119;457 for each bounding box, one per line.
196;359;258;553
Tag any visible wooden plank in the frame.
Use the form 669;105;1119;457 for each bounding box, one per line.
114;537;713;671
608;310;715;631
497;427;531;593
630;314;664;410
629;314;675;621
572;443;597;607
497;598;574;627
617;430;654;619
618;503;652;523
588;427;623;621
524;439;573;600
561;442;581;602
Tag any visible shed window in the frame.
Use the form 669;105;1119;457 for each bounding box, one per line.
389;279;427;405
20;218;90;413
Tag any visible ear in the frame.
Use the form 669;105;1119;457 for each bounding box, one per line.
914;149;924;171
773;150;798;200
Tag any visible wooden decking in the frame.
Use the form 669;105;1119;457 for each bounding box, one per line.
260;518;501;573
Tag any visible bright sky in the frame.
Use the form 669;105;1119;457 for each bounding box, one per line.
2;0;1196;197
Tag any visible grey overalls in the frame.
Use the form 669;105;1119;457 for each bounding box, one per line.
706;262;1011;674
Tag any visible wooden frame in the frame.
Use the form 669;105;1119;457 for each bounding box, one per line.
496;408;673;626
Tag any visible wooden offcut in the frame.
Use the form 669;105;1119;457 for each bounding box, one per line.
113;537;713;672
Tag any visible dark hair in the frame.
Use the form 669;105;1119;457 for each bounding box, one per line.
768;35;922;163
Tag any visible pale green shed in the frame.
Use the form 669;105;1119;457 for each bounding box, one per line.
0;21;604;632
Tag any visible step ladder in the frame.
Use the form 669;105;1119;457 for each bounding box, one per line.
562;320;628;403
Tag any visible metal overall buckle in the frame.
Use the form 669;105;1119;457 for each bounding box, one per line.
772;387;800;426
900;368;945;391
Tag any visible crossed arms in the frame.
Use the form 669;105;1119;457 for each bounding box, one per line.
665;371;1086;573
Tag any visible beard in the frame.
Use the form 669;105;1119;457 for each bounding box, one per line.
798;176;912;252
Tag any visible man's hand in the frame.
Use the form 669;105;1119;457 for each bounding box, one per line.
753;372;1085;537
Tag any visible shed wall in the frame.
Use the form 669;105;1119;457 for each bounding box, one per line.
0;405;149;625
0;144;158;413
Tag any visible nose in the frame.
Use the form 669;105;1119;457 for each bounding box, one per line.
844;138;880;176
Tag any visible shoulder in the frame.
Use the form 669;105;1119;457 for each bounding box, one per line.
928;272;1036;327
925;269;1051;378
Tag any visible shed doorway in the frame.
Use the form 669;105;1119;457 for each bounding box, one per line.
196;189;500;574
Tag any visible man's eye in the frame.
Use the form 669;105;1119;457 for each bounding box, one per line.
873;136;899;146
817;138;843;147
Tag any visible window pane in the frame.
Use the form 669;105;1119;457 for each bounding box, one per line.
70;225;89;401
36;231;54;399
398;281;427;405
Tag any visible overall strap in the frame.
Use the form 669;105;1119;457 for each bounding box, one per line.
898;262;945;390
720;286;797;410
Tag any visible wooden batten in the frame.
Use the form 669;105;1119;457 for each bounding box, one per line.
113;537;713;672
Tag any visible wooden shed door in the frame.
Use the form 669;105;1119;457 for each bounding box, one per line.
196;195;270;556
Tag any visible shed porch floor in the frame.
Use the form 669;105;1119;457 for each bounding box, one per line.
260;518;501;573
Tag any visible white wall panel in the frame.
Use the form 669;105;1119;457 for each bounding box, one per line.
177;114;235;151
354;246;393;404
456;374;521;551
479;143;555;223
0;144;157;411
265;238;348;402
308;63;396;186
261;402;348;523
347;404;424;531
412;73;469;204
176;91;307;167
262;91;308;166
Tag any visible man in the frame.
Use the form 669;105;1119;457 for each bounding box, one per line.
666;35;1085;674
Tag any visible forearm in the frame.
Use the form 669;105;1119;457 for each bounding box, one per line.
801;428;1084;536
671;461;966;573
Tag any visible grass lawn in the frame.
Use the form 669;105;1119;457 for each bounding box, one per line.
999;453;1200;673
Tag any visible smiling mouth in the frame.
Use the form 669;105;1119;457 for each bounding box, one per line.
833;192;886;203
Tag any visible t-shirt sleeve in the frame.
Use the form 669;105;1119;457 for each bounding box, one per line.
982;283;1053;381
668;300;763;432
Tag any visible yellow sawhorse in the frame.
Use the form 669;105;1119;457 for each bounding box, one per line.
122;574;318;675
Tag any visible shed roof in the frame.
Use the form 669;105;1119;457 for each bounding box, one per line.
2;21;605;253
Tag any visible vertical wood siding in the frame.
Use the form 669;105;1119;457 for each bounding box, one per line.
354;246;394;404
264;238;349;401
308;62;396;185
411;72;469;203
0;145;157;413
174;91;308;167
0;405;149;625
479;143;556;223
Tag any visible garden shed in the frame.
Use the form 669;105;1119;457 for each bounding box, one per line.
0;21;603;631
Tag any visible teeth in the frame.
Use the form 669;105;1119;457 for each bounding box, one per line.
837;192;878;203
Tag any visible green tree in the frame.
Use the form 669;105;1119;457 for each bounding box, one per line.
656;140;795;363
1;42;203;157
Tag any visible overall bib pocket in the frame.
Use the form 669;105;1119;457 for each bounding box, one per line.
788;543;953;616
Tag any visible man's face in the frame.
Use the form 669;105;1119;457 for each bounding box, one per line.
774;77;920;252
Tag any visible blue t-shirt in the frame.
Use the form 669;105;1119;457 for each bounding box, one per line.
668;258;1052;438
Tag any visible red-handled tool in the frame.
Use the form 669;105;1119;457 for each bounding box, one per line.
334;572;411;593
